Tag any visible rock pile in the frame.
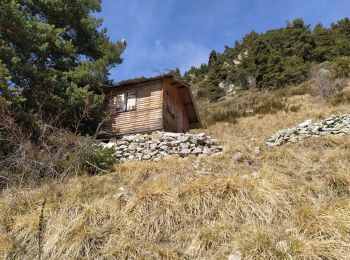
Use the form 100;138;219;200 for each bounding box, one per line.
102;131;222;163
267;114;350;146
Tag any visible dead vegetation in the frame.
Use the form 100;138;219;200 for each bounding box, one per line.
0;98;117;189
1;86;350;259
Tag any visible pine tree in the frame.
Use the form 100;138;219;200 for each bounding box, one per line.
0;0;126;134
208;50;218;65
184;17;350;98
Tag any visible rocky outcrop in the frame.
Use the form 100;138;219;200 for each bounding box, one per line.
233;50;248;65
267;114;350;146
218;81;236;95
102;131;223;163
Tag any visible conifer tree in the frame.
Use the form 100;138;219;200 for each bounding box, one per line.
0;0;126;134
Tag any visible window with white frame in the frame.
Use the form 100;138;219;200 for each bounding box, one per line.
114;91;136;113
126;91;136;111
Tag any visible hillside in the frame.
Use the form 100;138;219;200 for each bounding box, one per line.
1;5;350;258
1;83;350;259
183;18;350;102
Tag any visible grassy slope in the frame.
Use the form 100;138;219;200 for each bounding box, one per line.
1;90;350;259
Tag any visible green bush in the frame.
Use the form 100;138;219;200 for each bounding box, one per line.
334;57;350;78
82;144;116;175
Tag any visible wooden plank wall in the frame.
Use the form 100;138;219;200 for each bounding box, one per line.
163;80;190;133
105;82;163;135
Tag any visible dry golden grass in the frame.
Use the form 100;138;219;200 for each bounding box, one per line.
1;92;350;259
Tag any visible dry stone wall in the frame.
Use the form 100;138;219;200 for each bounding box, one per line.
267;114;350;146
102;131;222;163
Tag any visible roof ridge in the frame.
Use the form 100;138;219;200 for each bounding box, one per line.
114;73;174;87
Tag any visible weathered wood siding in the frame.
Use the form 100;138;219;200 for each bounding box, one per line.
162;80;190;133
105;81;163;135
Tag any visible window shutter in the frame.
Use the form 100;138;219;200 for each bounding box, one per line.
126;91;136;111
114;93;126;112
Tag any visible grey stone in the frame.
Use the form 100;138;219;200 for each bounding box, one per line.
163;132;180;138
180;142;190;149
232;151;243;160
267;114;350;146
114;186;127;199
159;151;168;157
178;135;190;142
102;142;116;149
121;135;137;142
202;146;210;154
128;143;138;150
108;131;223;162
298;119;312;128
251;171;260;177
143;149;152;155
116;140;128;145
228;251;242;260
192;147;203;154
180;148;191;155
159;145;168;150
142;154;151;160
150;143;158;150
252;147;261;156
275;240;288;253
136;154;143;160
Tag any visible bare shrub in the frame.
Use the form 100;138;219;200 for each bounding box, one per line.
331;86;350;106
199;89;299;127
307;61;349;100
0;99;116;189
253;97;288;114
312;76;337;99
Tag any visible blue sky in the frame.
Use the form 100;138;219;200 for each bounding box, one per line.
95;0;350;82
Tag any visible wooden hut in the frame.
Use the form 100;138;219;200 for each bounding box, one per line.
101;74;202;136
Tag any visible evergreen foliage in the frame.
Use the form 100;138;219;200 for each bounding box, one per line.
0;0;126;134
184;18;350;101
